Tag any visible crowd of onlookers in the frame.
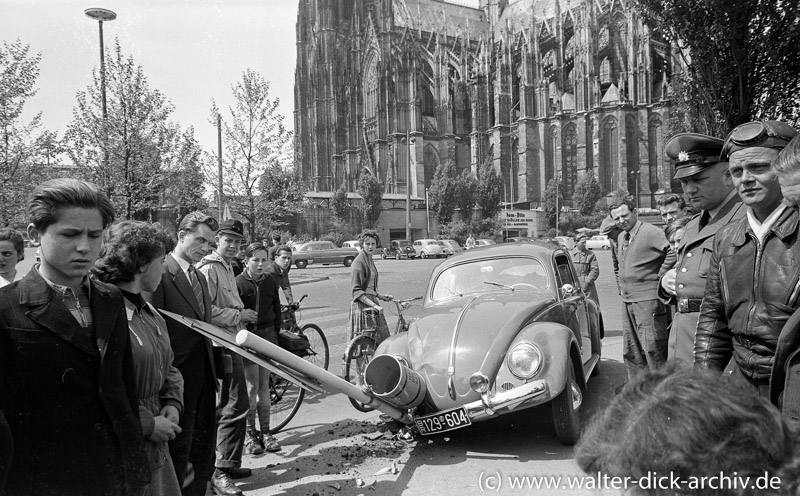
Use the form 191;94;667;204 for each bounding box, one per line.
0;182;297;496
3;118;800;495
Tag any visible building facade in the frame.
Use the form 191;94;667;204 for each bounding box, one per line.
295;0;680;211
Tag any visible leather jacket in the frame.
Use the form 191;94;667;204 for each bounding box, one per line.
695;205;800;379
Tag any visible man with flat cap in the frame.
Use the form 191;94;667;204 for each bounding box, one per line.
197;219;257;496
694;120;799;398
659;133;745;365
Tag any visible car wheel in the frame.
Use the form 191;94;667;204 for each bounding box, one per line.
602;245;610;250
295;260;308;269
552;358;582;445
420;251;427;259
381;252;387;260
343;257;354;267
395;253;401;260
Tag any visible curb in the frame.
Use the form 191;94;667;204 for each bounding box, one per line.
293;276;330;286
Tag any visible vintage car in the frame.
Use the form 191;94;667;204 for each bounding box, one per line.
412;239;445;258
585;235;612;250
367;242;603;444
474;238;497;248
342;240;361;250
290;241;359;269
439;239;462;256
382;239;416;260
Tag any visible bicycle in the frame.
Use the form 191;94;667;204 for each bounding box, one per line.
268;294;330;433
342;296;422;412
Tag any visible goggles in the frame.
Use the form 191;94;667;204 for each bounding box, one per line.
722;120;797;158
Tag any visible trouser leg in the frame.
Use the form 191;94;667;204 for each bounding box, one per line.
215;351;249;469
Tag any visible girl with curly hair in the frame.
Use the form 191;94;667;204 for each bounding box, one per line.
349;229;393;343
93;221;184;496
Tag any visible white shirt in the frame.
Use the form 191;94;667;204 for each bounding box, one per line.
747;204;787;246
172;251;195;280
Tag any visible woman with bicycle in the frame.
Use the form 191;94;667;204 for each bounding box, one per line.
349;230;393;343
235;242;283;455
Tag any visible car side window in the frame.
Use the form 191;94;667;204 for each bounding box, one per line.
554;254;576;288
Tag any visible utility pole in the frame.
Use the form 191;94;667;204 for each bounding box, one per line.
218;113;224;221
405;130;413;241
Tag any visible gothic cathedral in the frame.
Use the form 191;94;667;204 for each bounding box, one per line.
294;0;679;209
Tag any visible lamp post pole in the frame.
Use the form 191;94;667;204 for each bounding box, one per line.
85;8;116;174
555;175;560;236
405;130;412;241
425;187;430;236
630;169;641;209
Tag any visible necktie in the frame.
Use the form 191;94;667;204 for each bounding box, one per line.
188;265;205;318
699;211;711;230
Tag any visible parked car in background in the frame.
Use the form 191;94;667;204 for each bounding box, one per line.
554;236;575;251
439;239;462;256
372;242;603;445
413;239;445;259
506;237;534;243
474;239;497;247
585;235;612;250
382;240;416;260
290;241;359;269
342;240;361;250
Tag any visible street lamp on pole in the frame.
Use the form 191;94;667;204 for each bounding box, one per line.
402;131;415;241
84;8;116;119
630;169;641;209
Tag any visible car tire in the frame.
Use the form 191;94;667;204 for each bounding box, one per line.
420;252;428;259
552;358;582;446
395;253;401;260
295;260;308;269
343;257;354;267
602;245;610;250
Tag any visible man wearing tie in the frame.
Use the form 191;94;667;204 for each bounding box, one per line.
659;134;745;365
611;198;675;378
149;212;219;496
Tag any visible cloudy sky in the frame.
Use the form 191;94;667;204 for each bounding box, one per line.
1;0;299;154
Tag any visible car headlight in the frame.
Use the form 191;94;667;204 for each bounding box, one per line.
469;372;491;393
506;342;543;379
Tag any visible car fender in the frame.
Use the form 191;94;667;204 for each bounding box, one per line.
375;333;411;362
499;322;583;397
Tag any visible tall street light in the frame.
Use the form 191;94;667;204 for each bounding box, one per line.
84;8;116;119
630;168;641;209
402;131;415;241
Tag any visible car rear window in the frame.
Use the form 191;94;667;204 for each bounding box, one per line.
431;257;549;301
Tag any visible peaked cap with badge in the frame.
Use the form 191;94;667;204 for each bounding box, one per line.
665;133;726;180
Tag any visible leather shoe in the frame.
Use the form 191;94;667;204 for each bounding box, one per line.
211;469;243;496
226;467;252;479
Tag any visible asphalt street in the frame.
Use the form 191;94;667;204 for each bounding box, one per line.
13;246;627;495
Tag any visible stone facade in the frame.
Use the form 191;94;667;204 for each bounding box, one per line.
294;0;680;210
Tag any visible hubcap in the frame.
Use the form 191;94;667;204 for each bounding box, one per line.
571;382;582;410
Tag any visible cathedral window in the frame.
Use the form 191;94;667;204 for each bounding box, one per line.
599;58;612;83
422;85;435;117
598;27;609;51
364;56;378;121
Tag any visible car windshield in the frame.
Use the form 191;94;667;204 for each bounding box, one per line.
398;241;411;247
431;257;550;300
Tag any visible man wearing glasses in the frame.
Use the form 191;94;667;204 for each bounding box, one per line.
694;121;799;398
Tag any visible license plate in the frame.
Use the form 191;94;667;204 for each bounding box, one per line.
414;407;471;435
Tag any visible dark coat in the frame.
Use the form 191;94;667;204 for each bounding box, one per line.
695;206;800;379
771;305;800;431
350;250;378;302
0;269;150;495
149;254;216;380
236;270;282;331
660;195;745;364
571;248;599;304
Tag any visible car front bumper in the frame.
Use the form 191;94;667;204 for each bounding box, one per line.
462;379;549;422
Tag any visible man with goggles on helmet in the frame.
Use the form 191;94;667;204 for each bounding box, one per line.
694;120;799;399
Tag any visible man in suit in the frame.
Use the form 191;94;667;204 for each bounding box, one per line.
150;211;219;496
611;197;676;378
659;133;745;365
0;178;149;495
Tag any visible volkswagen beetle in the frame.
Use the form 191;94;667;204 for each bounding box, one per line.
367;242;603;444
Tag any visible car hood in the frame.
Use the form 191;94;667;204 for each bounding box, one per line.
405;291;556;411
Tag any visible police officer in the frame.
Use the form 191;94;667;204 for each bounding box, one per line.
572;233;599;305
659;133;746;365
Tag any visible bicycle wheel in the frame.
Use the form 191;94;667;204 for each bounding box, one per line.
299;323;330;371
343;335;378;412
268;375;305;434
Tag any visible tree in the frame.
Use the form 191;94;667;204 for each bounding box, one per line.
206;69;293;239
0;39;52;226
543;179;564;228
632;0;800;135
428;159;458;223
572;171;603;215
454;169;477;222
475;157;503;219
258;162;306;236
65;40;188;220
331;184;349;224
163;127;209;216
357;172;383;229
